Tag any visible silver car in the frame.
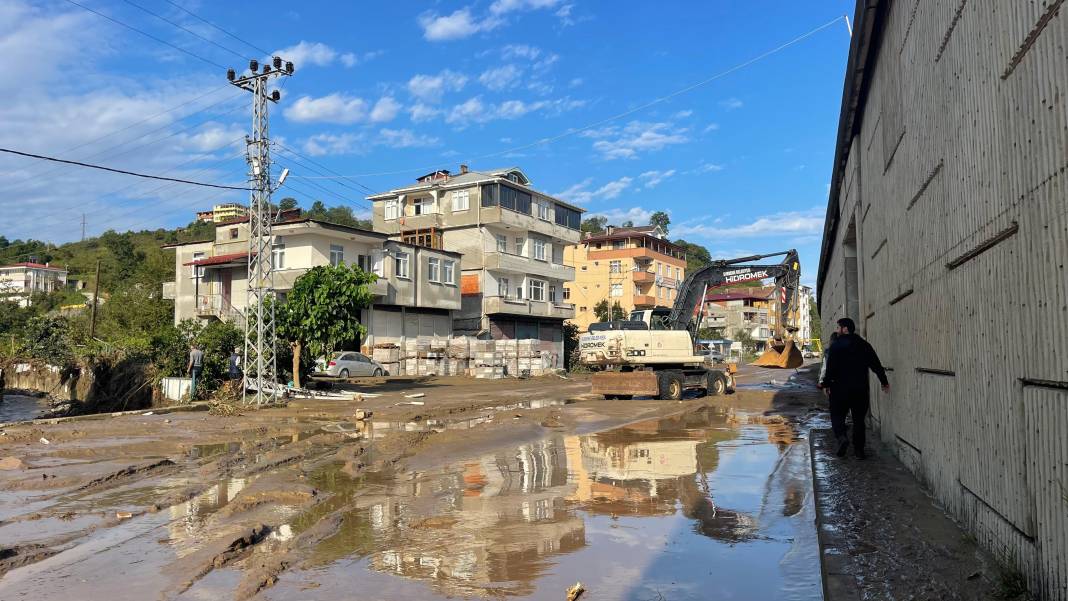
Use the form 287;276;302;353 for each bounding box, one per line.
315;351;388;378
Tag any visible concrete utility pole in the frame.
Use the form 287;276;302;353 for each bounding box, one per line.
228;57;294;406
89;259;100;338
80;214;87;242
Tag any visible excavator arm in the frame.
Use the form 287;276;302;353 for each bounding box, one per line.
667;249;803;368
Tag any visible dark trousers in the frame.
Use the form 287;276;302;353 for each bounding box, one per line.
829;387;870;451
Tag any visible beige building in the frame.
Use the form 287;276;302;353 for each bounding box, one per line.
369;166;584;362
163;216;461;348
564;225;687;332
701;287;777;355
0;262;68;307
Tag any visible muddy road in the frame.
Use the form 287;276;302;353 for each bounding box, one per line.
0;365;825;600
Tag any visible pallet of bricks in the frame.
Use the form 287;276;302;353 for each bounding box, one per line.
446;337;471;376
371;344;401;376
516;339;549;377
471;339;504;379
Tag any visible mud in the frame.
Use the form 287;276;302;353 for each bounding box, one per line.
0;368;828;600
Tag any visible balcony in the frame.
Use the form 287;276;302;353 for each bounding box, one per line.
632;270;655;284
632;294;657;307
589;246;682;262
480;206;582;244
483;295;575;319
196;294;243;323
484;251;575;280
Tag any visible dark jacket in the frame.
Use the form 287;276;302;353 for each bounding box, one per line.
822;333;888;390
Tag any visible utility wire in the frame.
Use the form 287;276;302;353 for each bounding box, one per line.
120;0;252;61
296;15;847;180
161;0;273;56
62;0;228;70
0;148;250;191
271;141;376;195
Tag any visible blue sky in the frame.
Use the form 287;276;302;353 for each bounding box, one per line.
2;0;854;284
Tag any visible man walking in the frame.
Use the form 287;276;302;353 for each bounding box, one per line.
229;347;242;381
820;318;889;459
187;343;205;400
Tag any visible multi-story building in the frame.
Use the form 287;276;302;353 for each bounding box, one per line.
795;285;813;344
0;262;68;307
210;203;248;223
701;286;778;356
564;225;687;332
369;165;583;363
163;215;460;348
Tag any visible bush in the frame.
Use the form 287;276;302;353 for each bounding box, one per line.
148;319;242;398
20;315;75;367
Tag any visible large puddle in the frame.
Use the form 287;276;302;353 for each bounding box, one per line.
209;406;819;600
0;394;52;423
0;405;821;600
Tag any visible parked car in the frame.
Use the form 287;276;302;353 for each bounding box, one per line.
314;351;388;378
698;348;725;364
801;347;818;359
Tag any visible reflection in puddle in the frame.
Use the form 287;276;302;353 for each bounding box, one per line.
257;406;820;600
0;394;52;423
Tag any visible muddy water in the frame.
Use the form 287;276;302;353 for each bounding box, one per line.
205;407;818;600
0;394;51;423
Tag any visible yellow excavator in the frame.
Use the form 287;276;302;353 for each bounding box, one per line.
578;251;803;400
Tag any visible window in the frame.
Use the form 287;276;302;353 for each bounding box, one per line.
372;250;384;276
271;239;285;269
536;200;551;220
229;228;238;239
384;199;399;220
554;204;581;229
563;287;571;300
357;255;368;271
452;189;469;211
412;197;432;215
495;234;508;253
549;285;557;303
329;244;344;266
515;284;524;299
499;277;510;298
481;183;499;207
514;237;525;256
192;252;205;279
552;245;563;264
675;267;681;281
528;279;545;301
533;238;546;261
609;260;621;273
443;259;455;284
427;257;440;282
610;283;623;297
612;239;625;250
395;251;410;278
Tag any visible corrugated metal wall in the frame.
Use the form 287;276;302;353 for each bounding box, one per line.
820;2;1068;598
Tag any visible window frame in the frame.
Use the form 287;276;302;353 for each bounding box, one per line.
427;256;440;282
384;199;399;220
609;260;621;273
442;259;455;285
528;279;546;302
395;251;410;279
533;238;546;261
329;244;344;267
271;239;285;270
498;276;510;298
452;189;469;212
609;283;623;297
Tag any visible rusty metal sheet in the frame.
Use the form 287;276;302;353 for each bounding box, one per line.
591;371;658;397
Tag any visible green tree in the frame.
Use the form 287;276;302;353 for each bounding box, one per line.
276;263;377;387
621;219;634;227
697;326;725;340
733;328;758;357
278;197;298;211
562;321;580;371
593;300;627;322
580;216;607;235
20;315;74;367
650;211;670;234
673;239;713;272
809;298;822;341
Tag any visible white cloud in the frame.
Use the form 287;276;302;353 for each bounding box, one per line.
302;132;363;156
674;207;825;239
569;77;583;87
378;128;439;148
587;206;654;225
500;44;541;60
555;3;576;25
479;64;522;90
584;121;689;160
273;41;359;68
489;0;563;15
407;70;468;102
639;169;676;188
673;110;693;118
418;8;500;41
369;97;401;123
703;122;720;133
446;97;487;125
408;102;442;123
177;122;246;152
284;93;367;124
697;162;724;173
444;96;584;126
719;97;743;110
555;176;633;205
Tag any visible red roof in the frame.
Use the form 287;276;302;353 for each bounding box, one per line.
0;262;66;271
184;252;251;267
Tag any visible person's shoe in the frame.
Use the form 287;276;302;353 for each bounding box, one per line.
855;449;868;460
835;439;849;457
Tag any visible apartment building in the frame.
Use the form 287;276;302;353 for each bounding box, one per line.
564;225;687;332
193;203;249;224
163;215;460;347
369;165;584;362
0;262;68;307
701;287;778;355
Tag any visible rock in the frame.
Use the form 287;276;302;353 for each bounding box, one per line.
39;437;50;445
0;456;26;470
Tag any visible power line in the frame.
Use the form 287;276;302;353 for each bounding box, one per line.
62;0;228;70
0;148;250;191
270;141;376;195
161;0;272;56
296;15;848;180
120;0;252;61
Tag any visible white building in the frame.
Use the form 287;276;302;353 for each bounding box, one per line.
0;262;68;307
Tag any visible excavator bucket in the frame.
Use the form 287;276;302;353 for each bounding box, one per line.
751;339;803;369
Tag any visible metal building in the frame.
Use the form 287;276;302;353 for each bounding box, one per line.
818;1;1067;598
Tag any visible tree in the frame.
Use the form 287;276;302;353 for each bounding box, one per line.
20;315;74;367
580;216;607;235
278;197;298;211
809;298;822;341
621;219;634;227
650;211;670;234
673;239;713;272
593;299;627;322
563;321;580;371
276;263;377;387
733;328;758;357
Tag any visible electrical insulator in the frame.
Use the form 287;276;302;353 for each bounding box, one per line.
271;90;280;101
227;68;235;81
249;59;259;73
273;56;282;69
285;61;294;74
